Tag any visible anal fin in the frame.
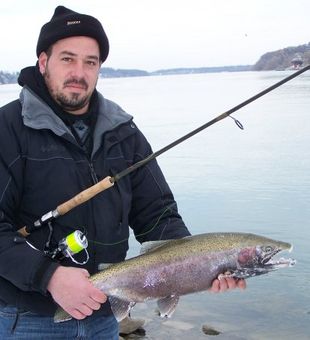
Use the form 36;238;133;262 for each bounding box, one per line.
109;296;136;322
157;295;179;318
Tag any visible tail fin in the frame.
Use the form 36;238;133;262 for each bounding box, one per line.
54;307;72;323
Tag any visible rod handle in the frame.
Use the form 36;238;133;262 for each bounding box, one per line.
17;226;30;237
56;176;114;216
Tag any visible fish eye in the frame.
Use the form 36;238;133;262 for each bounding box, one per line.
263;246;274;254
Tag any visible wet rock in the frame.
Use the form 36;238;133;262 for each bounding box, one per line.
202;324;221;336
119;316;146;336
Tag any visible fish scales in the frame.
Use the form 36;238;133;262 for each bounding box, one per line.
93;235;236;298
54;232;295;322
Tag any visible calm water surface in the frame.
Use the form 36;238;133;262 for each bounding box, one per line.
1;71;309;339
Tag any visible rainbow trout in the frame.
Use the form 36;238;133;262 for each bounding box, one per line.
54;232;295;322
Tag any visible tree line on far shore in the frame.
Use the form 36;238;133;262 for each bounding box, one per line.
1;42;309;85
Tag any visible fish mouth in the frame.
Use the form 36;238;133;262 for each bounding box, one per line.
262;255;296;270
232;248;296;279
260;246;296;268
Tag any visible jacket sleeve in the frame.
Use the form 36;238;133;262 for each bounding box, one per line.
0;103;59;295
128;126;191;243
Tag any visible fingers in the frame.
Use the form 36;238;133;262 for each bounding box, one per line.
209;279;221;292
222;277;237;291
82;269;90;278
237;278;246;290
48;266;108;320
85;295;103;311
90;289;107;304
69;309;88;320
75;288;107;317
75;304;94;318
72;285;107;318
209;278;246;293
64;293;106;320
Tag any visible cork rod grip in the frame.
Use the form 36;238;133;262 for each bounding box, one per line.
56;176;114;216
17;226;30;237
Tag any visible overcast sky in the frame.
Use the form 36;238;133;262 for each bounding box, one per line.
1;0;309;72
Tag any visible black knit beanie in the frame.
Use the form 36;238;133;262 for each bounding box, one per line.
36;6;109;62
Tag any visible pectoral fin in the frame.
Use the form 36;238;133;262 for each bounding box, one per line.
157;295;179;318
109;296;136;322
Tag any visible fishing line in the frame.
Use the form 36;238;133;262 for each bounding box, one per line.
88;204;175;247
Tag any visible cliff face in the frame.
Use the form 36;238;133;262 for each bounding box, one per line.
253;42;310;71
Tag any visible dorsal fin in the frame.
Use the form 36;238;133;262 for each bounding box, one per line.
98;263;114;271
140;239;172;255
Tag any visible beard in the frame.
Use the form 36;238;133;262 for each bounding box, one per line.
43;68;94;112
54;89;90;112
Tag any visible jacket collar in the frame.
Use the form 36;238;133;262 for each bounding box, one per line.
20;86;134;155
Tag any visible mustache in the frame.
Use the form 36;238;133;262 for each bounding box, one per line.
63;78;88;89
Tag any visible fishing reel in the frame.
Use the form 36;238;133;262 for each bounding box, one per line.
14;228;90;265
46;230;89;265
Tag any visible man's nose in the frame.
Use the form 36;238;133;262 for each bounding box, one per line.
70;60;85;78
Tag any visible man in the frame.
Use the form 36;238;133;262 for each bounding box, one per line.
0;6;245;339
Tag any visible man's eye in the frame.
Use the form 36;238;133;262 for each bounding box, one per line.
87;61;97;66
62;57;72;62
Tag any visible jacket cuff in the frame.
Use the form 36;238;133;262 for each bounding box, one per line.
32;258;60;295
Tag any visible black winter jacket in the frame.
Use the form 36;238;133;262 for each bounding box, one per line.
0;87;190;316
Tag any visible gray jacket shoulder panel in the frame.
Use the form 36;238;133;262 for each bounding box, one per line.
96;93;133;133
20;87;68;137
19;88;133;144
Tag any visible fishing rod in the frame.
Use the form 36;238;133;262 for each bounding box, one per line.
18;65;310;237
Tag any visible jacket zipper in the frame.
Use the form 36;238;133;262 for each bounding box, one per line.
89;162;99;184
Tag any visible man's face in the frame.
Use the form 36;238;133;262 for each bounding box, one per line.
38;36;102;115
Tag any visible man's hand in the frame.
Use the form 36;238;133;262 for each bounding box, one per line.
209;277;246;293
47;266;107;320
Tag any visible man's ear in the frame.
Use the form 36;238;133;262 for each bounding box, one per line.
38;52;48;75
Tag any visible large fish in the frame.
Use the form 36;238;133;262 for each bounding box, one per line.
54;232;295;322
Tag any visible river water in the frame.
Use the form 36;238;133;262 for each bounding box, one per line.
1;70;309;339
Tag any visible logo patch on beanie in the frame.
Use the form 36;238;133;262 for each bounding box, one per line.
67;20;81;25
